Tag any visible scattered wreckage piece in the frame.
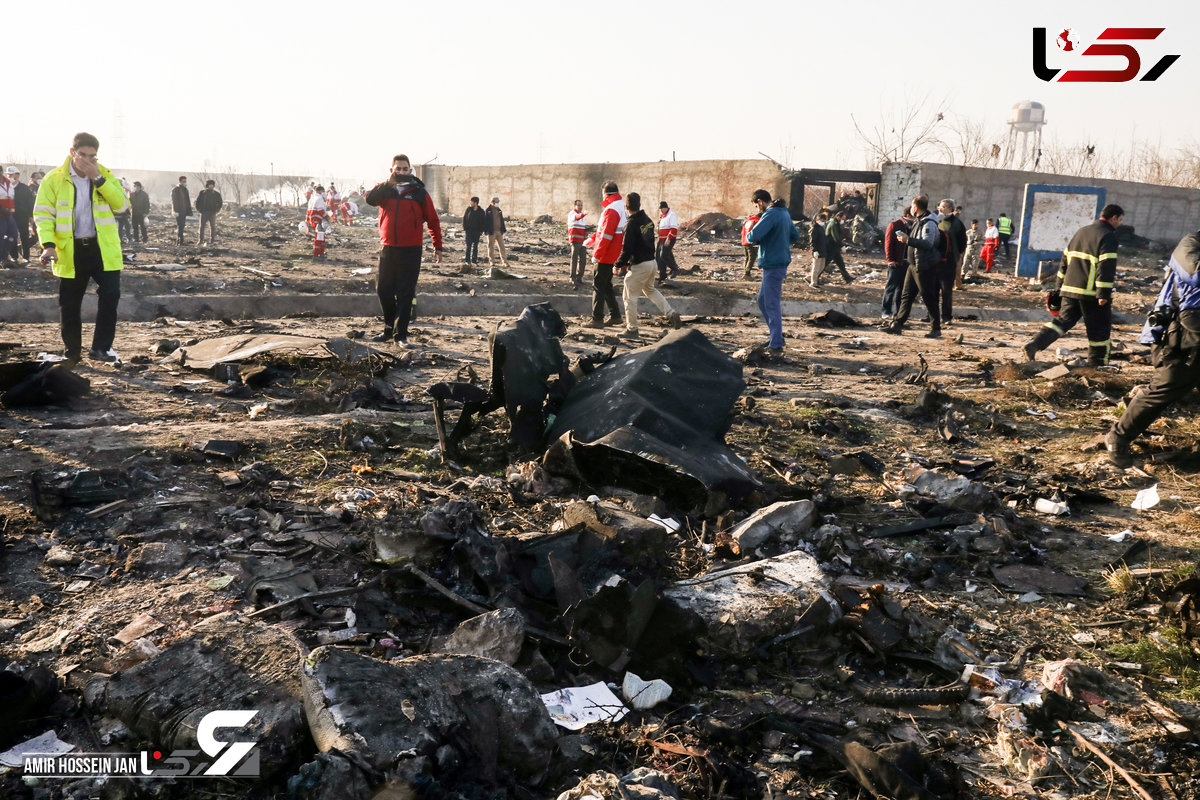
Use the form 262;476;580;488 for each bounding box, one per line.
0;361;90;407
728;500;815;553
430;303;579;455
662;550;839;659
545;328;759;509
301;648;558;794
30;468;131;522
163;334;392;370
555;768;681;800
84;614;306;779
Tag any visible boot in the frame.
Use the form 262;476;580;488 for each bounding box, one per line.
1022;327;1059;362
372;327;394;342
1105;430;1133;468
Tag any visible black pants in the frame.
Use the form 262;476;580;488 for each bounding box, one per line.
132;213;148;242
464;231;481;263
592;261;621;322
378;245;422;338
656;238;678;279
891;265;940;331
882;264;906;315
570;242;587;283
1115;348;1200;442
59;238;120;356
938;260;955;322
826;247;852;282
116;213;131;244
1024;296;1112;365
199;212;217;244
999;232;1011;258
16;214;33;259
175;214;187;243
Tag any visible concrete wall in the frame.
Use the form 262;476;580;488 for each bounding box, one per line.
879;162;1200;246
4;164;361;211
421;159;790;222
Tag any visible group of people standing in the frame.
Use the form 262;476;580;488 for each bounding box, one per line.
303;182;360;258
878;202;1017;338
0;167;41;265
460;196;510;270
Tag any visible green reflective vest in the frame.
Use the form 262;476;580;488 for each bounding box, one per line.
33;156;129;279
997;216;1013;235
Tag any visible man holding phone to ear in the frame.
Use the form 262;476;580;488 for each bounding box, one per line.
34;131;129;365
365;154;443;347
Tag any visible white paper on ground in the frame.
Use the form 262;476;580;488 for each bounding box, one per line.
1132;485;1160;511
0;730;75;767
540;681;629;730
622;672;673;710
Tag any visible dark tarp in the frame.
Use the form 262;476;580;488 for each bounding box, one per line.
545;328;758;506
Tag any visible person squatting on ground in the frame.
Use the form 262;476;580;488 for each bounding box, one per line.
823;210;854;283
981;218;999;271
656;200;679;281
485;196;509;268
808;212;827;287
741;204;759;280
171;176;190;244
1105;229;1200;467
884;195;944;338
195;180;223;245
129;182;150;243
8;167;35;262
614;192;682;339
462;196;486;269
306;184;329;258
937;198;967;326
34;132;129;364
365;154;443;346
340;198;357;226
882;207;912;318
745;189;799;355
584;181;626;329
1021;204;1123;366
567;199;587;287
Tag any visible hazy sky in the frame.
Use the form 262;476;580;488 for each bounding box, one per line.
7;0;1193;185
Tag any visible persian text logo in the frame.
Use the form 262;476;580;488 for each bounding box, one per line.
1033;27;1179;82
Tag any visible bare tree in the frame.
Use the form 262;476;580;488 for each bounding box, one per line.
945;116;1004;167
222;165;248;206
852;92;952;166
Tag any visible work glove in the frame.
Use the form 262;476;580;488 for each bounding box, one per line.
1045;289;1062;317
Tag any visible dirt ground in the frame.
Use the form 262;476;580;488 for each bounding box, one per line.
1;207;1198;799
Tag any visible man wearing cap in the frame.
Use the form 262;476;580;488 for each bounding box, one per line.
656;201;679;281
33;132;129;364
195;180;223;245
745;189;799;355
485;196;509;268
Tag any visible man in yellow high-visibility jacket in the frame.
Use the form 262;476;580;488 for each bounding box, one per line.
34;132;129;365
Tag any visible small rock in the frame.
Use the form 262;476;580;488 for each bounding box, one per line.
125;542;189;572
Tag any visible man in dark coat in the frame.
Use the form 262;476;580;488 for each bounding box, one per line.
171;176;191;244
461;196;487;270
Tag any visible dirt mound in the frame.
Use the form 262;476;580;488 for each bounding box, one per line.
682;212;739;237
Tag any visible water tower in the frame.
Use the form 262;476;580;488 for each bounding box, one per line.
1004;101;1046;170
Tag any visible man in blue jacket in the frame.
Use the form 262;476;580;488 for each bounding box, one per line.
746;189;799;355
1105;229;1200;467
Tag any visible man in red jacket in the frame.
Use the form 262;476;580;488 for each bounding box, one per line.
364;154;443;347
584;181;626;329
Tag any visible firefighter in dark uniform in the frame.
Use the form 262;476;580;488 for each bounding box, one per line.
1022;204;1124;366
1105;230;1200;467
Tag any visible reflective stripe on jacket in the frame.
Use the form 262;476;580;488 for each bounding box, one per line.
1058;219;1119;300
33;156;128;279
592;194;626;264
658;209;678;241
